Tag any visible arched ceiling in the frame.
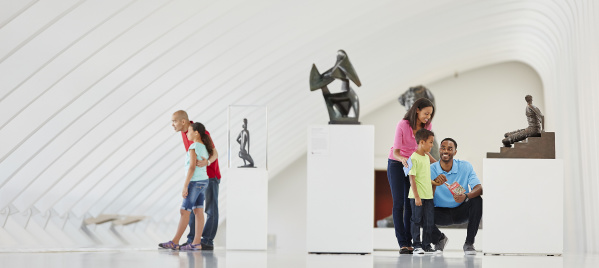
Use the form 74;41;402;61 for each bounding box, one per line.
0;0;597;253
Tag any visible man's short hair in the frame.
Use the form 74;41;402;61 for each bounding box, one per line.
415;129;434;144
441;137;458;149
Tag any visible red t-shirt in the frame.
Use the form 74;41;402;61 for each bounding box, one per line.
182;121;221;179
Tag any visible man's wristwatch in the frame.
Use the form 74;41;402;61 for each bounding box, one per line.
463;193;469;202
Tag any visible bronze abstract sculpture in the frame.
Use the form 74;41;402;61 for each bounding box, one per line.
502;95;544;147
310;50;362;124
237;118;255;168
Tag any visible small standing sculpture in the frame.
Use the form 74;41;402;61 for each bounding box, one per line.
502;95;544;147
309;50;362;124
237;118;255;168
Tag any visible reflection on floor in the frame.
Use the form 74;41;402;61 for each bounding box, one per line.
0;248;597;268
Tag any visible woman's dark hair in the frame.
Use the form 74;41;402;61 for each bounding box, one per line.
403;97;435;129
191;122;214;157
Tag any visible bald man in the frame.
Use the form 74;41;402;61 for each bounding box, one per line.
171;110;221;250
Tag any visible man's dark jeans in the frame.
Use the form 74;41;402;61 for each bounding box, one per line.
431;196;483;245
187;178;220;245
410;198;435;248
387;159;413;248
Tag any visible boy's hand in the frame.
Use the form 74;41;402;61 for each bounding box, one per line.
196;157;208;167
182;188;188;198
415;198;422;206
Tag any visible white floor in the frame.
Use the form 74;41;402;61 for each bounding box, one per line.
1;248;598;268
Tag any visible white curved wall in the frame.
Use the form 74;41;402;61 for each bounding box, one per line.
0;0;597;253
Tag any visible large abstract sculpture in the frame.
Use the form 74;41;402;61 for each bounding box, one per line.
398;85;439;160
236;118;255;168
310;50;362;124
502;95;544;147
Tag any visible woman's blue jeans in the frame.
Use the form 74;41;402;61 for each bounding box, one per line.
387;159;413;248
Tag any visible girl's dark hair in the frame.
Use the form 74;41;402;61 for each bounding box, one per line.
191;122;214;157
403;97;435;129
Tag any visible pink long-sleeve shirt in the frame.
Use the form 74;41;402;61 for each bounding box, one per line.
388;119;432;160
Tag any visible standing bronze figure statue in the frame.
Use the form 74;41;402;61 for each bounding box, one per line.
237;118;255;168
502;95;544;147
309;50;362;124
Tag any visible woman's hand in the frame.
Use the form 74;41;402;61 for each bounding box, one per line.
398;156;408;167
182;187;188;198
393;149;408;167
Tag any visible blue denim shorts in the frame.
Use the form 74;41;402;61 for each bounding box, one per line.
181;180;209;211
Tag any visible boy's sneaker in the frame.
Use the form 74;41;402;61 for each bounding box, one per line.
413;247;425;254
424;246;442;254
463;243;477;255
399;247;412;254
435;233;449;251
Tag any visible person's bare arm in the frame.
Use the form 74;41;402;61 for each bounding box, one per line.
184;149;197;198
468;184;482;198
393;149;408;167
409;175;421;206
426;152;437;164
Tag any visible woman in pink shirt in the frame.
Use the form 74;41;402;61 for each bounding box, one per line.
387;98;437;254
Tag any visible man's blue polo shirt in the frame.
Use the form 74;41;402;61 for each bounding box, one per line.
430;159;481;208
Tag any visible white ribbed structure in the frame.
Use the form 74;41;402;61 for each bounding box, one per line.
0;0;597;253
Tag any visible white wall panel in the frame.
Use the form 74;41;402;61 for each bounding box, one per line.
0;0;82;68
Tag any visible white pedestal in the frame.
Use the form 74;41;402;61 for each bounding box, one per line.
306;125;374;253
483;158;563;255
226;168;268;250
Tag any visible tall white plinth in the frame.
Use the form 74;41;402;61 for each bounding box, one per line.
307;125;374;254
226;168;268;250
483;158;563;255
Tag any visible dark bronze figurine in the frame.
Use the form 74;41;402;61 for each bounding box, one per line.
237;118;255;168
310;50;362;124
502;95;544;147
